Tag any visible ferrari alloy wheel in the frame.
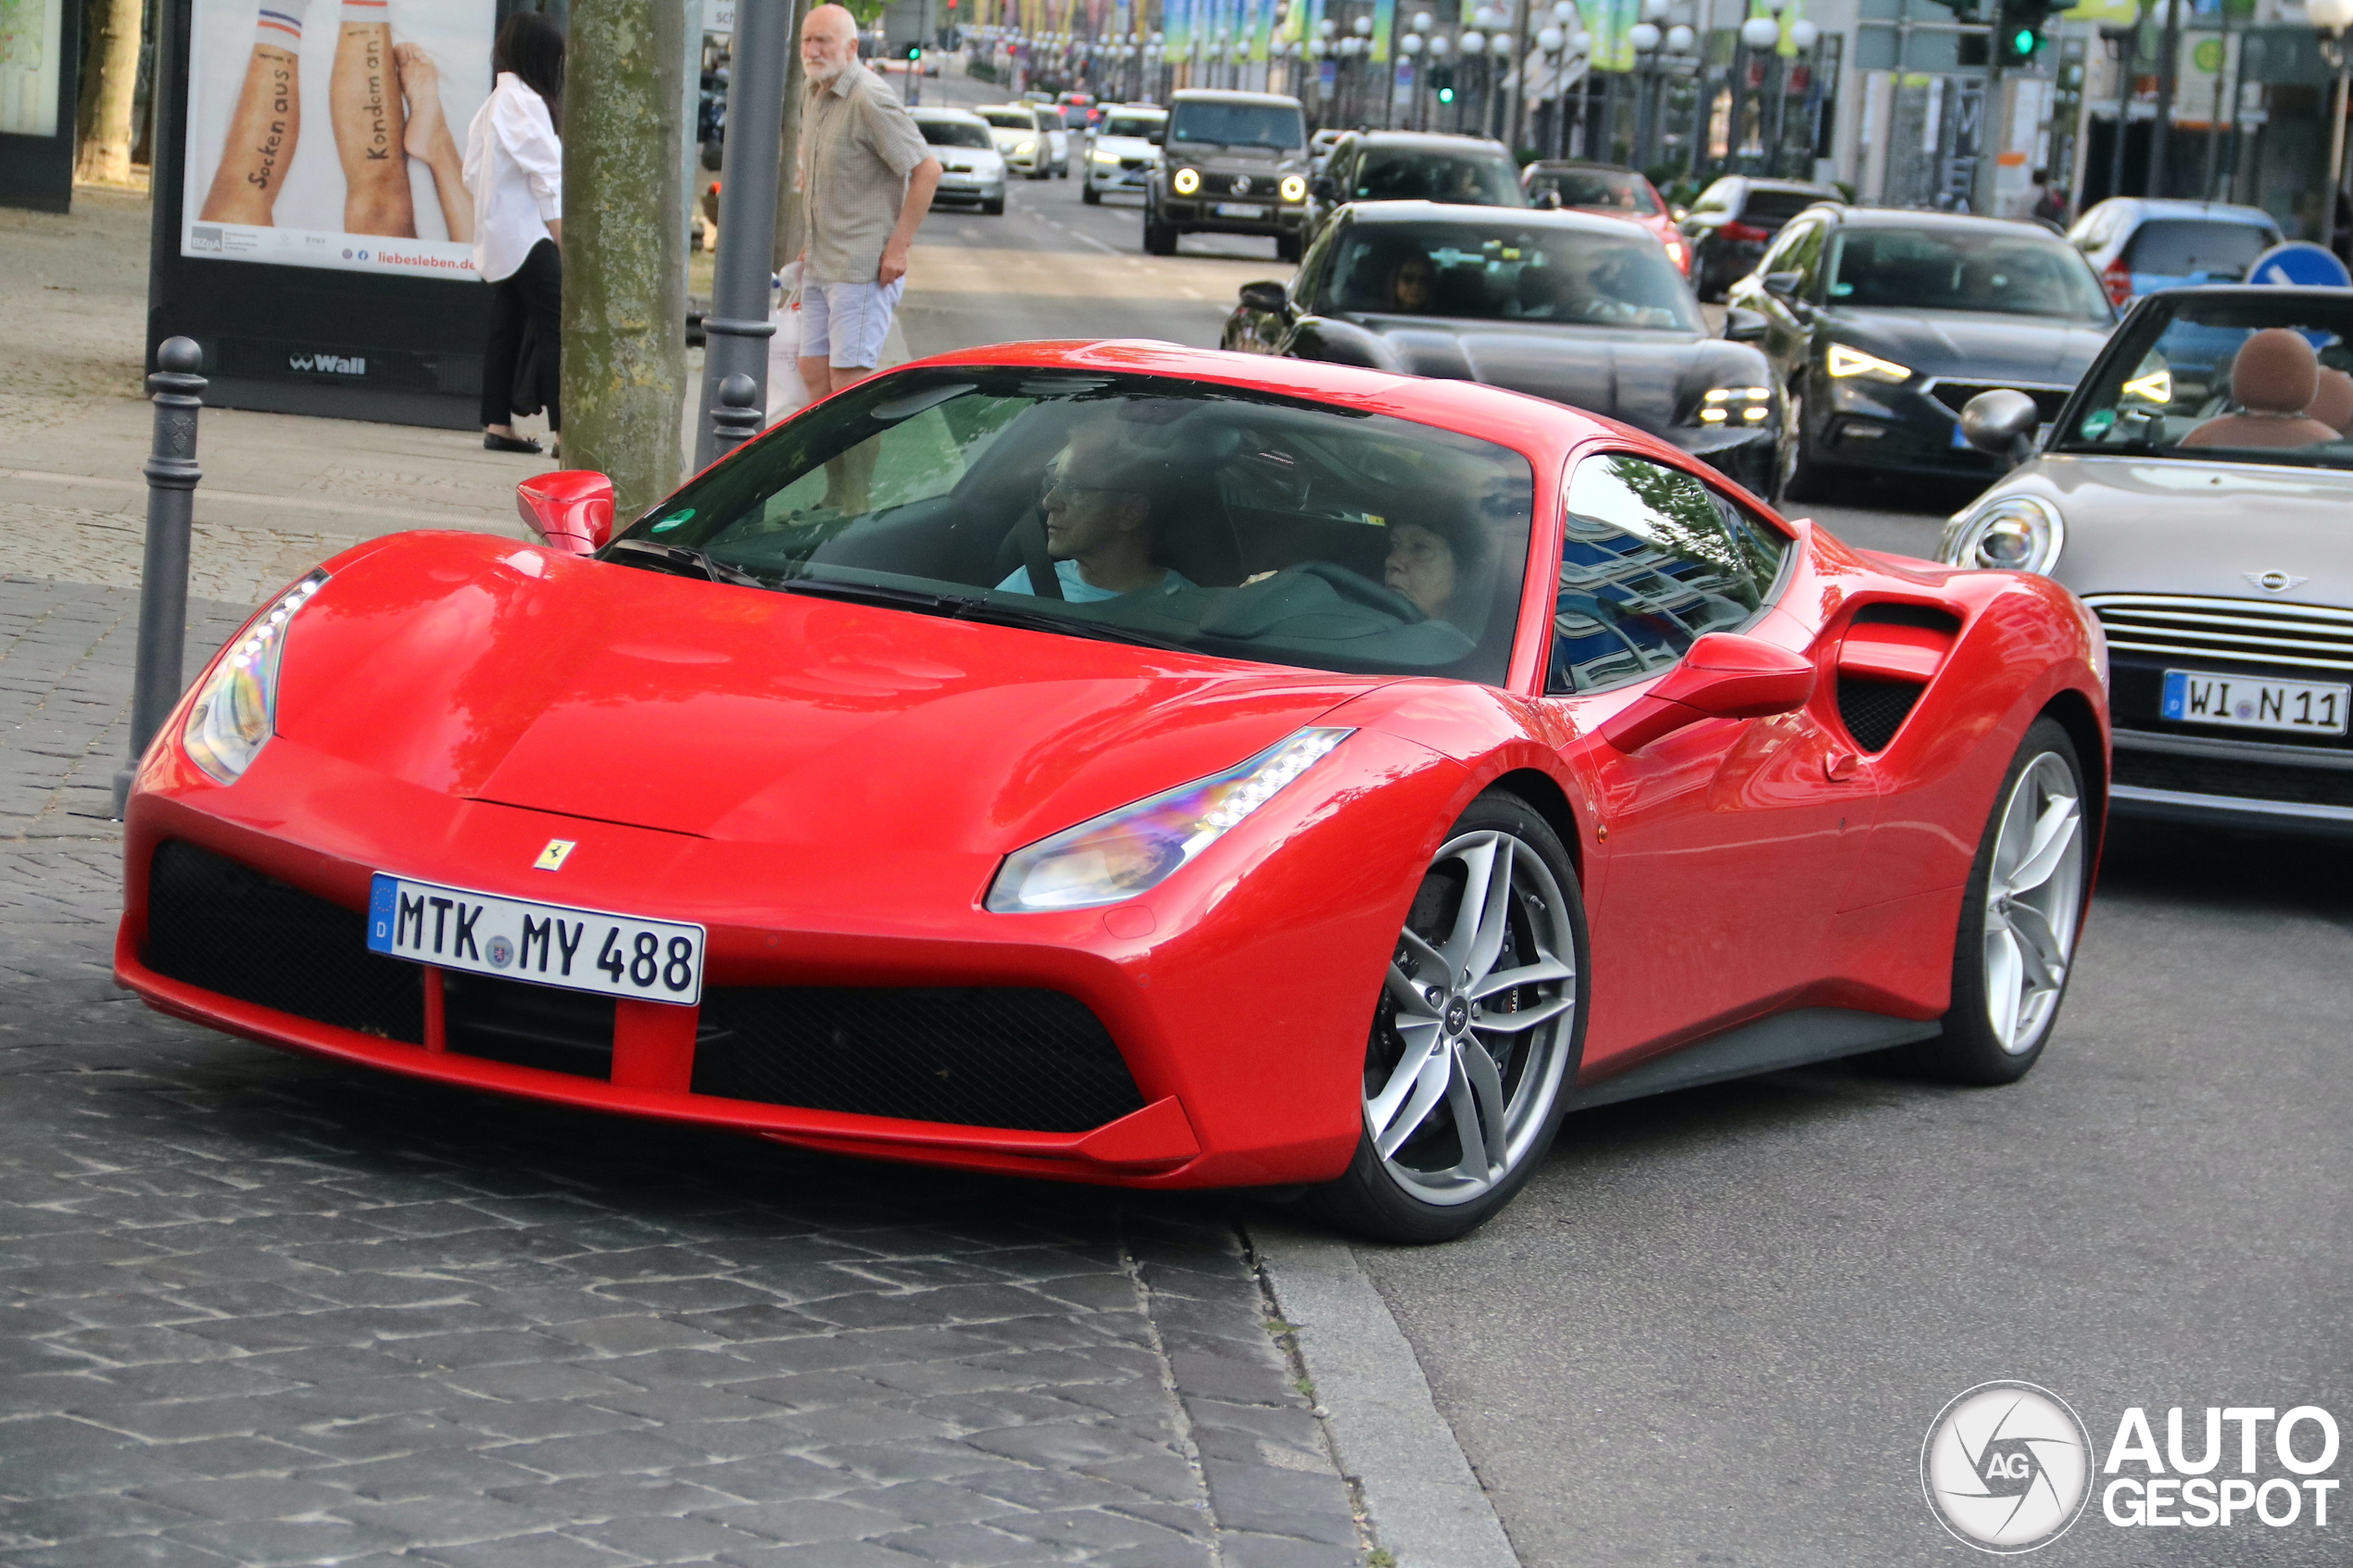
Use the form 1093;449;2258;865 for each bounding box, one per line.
1305;794;1589;1243
1908;718;2091;1085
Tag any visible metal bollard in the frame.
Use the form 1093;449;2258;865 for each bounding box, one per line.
110;337;207;821
711;373;765;456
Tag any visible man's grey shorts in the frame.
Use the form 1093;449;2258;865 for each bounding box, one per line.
799;277;906;370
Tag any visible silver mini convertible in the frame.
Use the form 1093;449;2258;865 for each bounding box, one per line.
1944;285;2353;838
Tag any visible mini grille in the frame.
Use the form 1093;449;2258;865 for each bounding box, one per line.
2088;595;2353;674
2116;748;2353;809
1927;382;2070;422
144;841;424;1043
443;972;616;1077
1838;675;1926;752
692;987;1146;1134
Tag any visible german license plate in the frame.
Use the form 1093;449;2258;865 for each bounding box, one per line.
366;873;705;1005
2161;670;2349;736
1214;202;1266;219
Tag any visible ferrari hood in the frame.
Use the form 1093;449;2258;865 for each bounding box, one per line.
1826;307;2111;385
274;534;1378;849
1995;455;2353;608
1340;316;1766;435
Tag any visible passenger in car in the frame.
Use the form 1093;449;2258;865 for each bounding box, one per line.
1383;503;1492;628
994;418;1199;602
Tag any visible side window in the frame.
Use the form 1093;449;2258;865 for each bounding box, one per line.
1756;219;1815;276
1545;453;1792;696
1783;220;1830;289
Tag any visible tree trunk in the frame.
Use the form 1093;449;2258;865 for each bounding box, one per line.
772;0;813;270
75;0;145;185
562;0;690;516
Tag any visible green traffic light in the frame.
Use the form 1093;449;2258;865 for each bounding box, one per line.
1438;86;1453;102
2011;27;2034;50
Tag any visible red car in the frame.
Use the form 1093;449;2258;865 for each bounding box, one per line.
118;343;2107;1242
1523;159;1692;276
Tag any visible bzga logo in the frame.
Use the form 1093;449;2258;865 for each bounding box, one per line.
1923;1382;2094;1553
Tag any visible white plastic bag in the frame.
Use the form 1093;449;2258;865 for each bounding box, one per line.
764;261;808;426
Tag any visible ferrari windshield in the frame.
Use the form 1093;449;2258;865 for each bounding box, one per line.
621;369;1536;683
1327;220;1700;332
1826;226;2111;320
2056;293;2353;471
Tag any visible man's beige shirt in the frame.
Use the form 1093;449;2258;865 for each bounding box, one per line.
799;57;932;283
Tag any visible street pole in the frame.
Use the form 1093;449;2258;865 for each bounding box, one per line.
111;337;206;820
697;0;792;470
2147;0;2179;195
2106;24;2131;202
2328;44;2350;238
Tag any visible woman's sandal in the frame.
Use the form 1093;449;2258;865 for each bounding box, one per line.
483;433;544;454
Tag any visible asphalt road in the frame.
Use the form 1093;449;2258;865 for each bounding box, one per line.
900;146;2353;1566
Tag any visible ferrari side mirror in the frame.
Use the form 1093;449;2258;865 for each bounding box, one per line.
1960;388;2040;464
1722;307;1768;343
1599;633;1818;752
516;470;617;556
1239;280;1290;313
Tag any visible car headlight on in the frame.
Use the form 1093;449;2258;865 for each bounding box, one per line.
1826;344;1914;383
1016;139;1037;155
1280;174;1308;203
1172;167;1202;194
1092;146;1121;164
1941;495;2065;576
1697;384;1774;425
986;728;1353;912
181;570;328;784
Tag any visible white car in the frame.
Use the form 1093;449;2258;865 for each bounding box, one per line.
910;107;1005;216
977;103;1067;180
1083;105;1165;206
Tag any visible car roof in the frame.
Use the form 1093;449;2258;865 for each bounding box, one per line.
1339;200;1666;239
1101;103;1166;115
1346;132;1513;153
1525;159;1641;172
910;107;988;122
1827;207;2065;235
2128;282;2353;301
1721;177;1841;194
2089;197;2278;226
1169;89;1304;106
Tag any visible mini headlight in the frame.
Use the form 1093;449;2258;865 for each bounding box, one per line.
1826;344;1914;383
181;570;328;784
1941;495;2065;576
1173;167;1202;194
1279;174;1308;202
986;728;1352;912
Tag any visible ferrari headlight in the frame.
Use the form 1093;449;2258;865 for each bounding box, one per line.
1940;495;2065;576
1280;174;1308;203
181;570;327;784
1173;167;1202;194
1826;344;1914;383
1697;384;1774;425
986;728;1352;912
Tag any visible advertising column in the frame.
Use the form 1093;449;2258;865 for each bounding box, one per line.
0;0;81;212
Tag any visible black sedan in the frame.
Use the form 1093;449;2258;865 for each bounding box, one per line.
1679;176;1842;301
1730;207;2117;502
1223;203;1780;497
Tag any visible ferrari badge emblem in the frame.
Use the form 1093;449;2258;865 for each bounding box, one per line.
533;839;576;871
2246;571;2308;593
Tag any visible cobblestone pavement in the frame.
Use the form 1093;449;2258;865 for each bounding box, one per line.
0;583;1367;1568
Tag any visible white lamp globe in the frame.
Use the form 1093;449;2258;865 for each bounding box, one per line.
1464;27;1489;50
1554;0;1576;19
1412;9;1433;30
1353;15;1373;34
1570;28;1592;51
1428;32;1451;54
1534;25;1561;50
1401;31;1423;52
1741;14;1780;46
1629;19;1661;49
1494;30;1516;53
1472;5;1496;26
1667;21;1695;49
1789;16;1818;46
1642;0;1668;19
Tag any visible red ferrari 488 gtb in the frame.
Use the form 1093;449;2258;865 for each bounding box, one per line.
118;341;2108;1241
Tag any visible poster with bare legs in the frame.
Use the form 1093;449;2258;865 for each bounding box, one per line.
181;0;489;276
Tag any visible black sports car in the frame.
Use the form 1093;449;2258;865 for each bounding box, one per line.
1728;207;2117;501
1223;203;1780;497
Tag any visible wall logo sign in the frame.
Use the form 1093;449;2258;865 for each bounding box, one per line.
287;353;368;376
1921;1382;2093;1553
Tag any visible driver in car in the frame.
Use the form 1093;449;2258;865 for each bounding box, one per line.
1382;502;1492;628
996;417;1199;602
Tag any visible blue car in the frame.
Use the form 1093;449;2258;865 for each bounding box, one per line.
2067;198;2284;307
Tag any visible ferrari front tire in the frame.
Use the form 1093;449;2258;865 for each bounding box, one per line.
1907;718;2091;1085
1304;793;1590;1244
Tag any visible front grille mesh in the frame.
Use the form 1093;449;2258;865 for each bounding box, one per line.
2090;595;2353;673
145;841;424;1043
1838;676;1927;752
693;987;1146;1134
2116;748;2353;809
443;972;616;1077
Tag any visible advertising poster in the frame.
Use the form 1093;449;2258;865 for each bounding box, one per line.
180;0;493;277
0;0;63;135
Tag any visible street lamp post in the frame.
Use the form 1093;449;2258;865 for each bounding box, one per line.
2316;0;2353;238
1736;11;1779;172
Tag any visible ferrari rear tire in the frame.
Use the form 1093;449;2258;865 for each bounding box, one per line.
1303;793;1590;1244
1906;718;2091;1085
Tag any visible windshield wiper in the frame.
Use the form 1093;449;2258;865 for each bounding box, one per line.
771;575;1198;652
604;537;769;588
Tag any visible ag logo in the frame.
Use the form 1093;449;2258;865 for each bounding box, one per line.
1922;1381;2092;1553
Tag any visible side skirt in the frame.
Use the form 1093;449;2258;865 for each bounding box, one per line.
1566;1007;1943;1111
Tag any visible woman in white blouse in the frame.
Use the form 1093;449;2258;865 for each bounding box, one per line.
463;13;565;454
